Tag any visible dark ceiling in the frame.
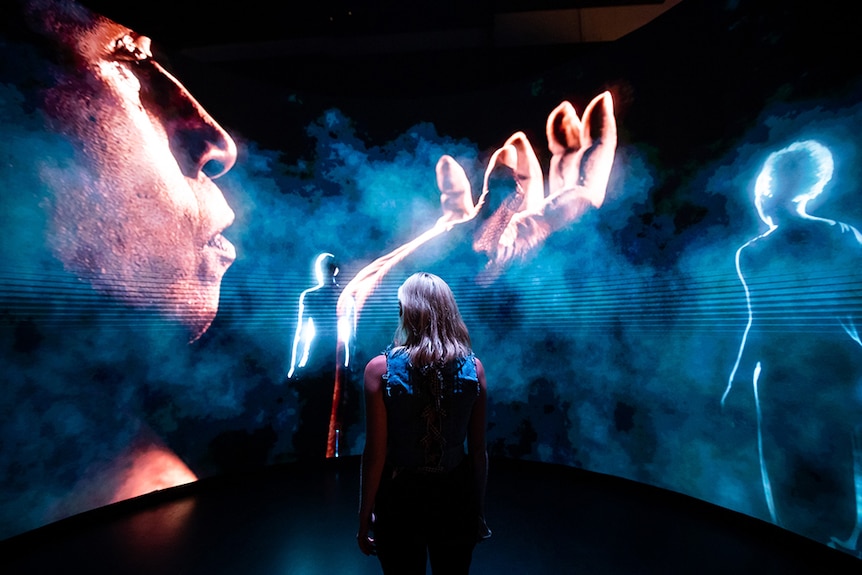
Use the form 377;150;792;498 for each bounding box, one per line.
72;0;685;150
82;1;669;50
77;0;680;103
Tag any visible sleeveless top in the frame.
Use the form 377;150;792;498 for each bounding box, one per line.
382;345;480;473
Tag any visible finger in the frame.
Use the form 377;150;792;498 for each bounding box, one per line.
589;91;617;147
436;155;476;223
546;92;617;207
474;133;544;258
546;100;584;194
578;91;617;207
501;132;544;213
477;142;516;213
475;144;520;257
481;143;517;191
547;100;582;156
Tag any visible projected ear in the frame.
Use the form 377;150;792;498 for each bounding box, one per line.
436;155;476;224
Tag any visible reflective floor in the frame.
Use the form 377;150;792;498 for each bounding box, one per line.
2;456;860;574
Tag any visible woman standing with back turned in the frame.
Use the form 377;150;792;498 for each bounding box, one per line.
357;272;491;574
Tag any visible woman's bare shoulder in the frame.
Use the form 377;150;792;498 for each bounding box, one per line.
473;356;487;386
473;355;485;373
364;354;387;384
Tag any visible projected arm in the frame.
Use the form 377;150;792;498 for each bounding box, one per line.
723;243;755;406
287;296;314;379
336;156;478;323
837;224;862;346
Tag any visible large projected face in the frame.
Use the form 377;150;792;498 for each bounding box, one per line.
0;0;240;537
26;0;237;341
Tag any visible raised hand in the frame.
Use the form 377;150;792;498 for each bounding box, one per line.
445;91;617;282
339;91;617;319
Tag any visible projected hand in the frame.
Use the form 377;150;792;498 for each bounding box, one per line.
436;91;617;283
335;92;616;323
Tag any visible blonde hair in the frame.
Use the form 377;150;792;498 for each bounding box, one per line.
394;272;472;367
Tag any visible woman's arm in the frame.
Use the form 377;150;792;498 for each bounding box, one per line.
468;357;491;539
357;354;388;555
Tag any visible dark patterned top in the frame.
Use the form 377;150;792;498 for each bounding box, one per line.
382;345;480;472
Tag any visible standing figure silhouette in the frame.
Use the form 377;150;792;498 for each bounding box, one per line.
725;140;862;553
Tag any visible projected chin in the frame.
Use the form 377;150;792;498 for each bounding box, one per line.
35;5;237;341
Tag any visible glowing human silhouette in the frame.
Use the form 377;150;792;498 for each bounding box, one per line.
724;140;862;553
288;252;348;379
287;252;354;459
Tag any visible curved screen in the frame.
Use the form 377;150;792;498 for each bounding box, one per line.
2;0;862;557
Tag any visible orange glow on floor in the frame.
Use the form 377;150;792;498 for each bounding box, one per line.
112;444;198;503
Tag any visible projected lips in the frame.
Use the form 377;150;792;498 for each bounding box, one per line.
207;233;236;266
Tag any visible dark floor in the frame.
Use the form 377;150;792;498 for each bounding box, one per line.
1;456;860;574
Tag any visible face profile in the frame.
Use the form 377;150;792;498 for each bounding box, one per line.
21;0;238;341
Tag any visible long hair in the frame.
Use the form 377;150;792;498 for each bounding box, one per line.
394;272;472;367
